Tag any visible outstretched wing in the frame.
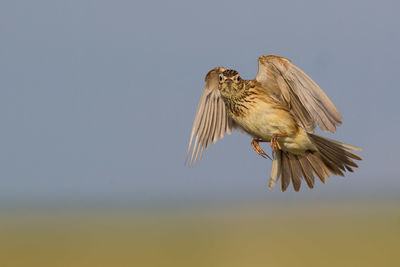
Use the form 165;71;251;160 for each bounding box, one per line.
255;55;342;133
186;67;234;166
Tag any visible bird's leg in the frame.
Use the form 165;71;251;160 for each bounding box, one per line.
271;133;287;152
251;139;272;160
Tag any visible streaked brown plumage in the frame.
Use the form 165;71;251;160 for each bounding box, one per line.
186;55;362;192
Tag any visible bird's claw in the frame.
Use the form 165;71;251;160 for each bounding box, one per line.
270;134;286;153
251;139;272;160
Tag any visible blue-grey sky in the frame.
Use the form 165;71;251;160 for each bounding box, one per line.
0;0;399;204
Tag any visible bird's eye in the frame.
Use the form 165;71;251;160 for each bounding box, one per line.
236;76;241;82
219;75;223;82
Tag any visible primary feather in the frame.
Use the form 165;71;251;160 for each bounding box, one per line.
255;55;342;133
186;67;233;166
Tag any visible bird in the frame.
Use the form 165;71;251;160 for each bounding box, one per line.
186;55;362;192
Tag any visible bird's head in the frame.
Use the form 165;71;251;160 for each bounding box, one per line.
218;69;244;95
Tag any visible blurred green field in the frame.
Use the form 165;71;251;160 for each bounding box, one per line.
1;201;399;267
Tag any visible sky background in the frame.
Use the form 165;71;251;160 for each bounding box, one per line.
0;0;399;206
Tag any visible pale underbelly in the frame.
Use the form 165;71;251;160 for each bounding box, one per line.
232;105;294;141
231;103;316;154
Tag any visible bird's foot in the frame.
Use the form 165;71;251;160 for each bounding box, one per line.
270;133;287;153
251;139;272;160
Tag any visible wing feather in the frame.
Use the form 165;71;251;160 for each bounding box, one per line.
207;93;218;148
194;96;212;163
255;55;342;133
202;93;214;149
216;97;224;140
186;67;234;166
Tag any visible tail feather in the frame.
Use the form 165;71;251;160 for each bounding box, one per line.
316;135;362;152
269;134;362;191
280;152;291;192
297;156;315;188
306;152;329;182
310;134;361;171
269;151;281;190
318;150;345;176
288;153;302;192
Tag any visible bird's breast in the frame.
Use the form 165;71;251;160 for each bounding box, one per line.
230;99;298;141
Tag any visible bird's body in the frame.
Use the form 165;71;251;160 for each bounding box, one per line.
187;55;361;191
222;79;316;155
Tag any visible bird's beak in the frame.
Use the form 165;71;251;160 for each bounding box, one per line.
225;79;232;84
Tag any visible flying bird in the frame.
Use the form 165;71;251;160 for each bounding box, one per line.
186;55;362;192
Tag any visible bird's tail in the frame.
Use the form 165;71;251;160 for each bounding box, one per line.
269;134;362;192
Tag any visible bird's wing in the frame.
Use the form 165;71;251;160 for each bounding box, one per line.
186;67;234;166
255;55;342;133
